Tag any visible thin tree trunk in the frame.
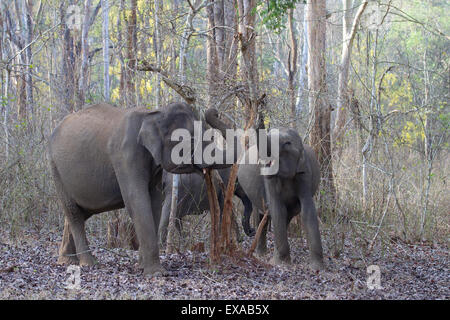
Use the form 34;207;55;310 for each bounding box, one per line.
154;0;162;108
306;0;336;213
214;0;225;72
287;8;298;126
166;174;179;253
60;2;76;114
102;0;110;100
362;29;378;207
237;0;259;119
1;10;10;158
334;0;368;147
206;0;219;110
118;0;125;106
126;0;137;107
78;0;92;107
295;6;308;114
23;0;33;118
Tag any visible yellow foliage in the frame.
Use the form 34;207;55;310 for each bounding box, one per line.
139;79;153;96
395;120;425;147
111;87;120;103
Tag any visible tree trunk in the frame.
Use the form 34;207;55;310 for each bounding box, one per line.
102;0;110;101
60;1;76;114
23;0;34;118
306;0;336;214
287;8;298;126
206;0;219;110
78;0;92;107
1;11;10;158
166;174;179;253
237;0;259;119
295;6;308;114
125;0;137;107
154;0;162;108
334;0;368;149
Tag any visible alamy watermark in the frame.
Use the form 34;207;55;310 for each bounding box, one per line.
170;122;280;175
66;5;84;31
65;265;81;290
366;265;382;290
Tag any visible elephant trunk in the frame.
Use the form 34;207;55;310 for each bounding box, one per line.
205;108;231;137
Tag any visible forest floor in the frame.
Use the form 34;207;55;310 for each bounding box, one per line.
0;227;448;300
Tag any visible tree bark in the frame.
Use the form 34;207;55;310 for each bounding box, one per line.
125;0;137;107
166;174;179;253
153;0;162;108
206;0;219;110
287;8;298;126
333;0;368;148
60;1;76;114
102;0;110;100
306;0;336;213
295;6;308;114
78;0;92;107
237;0;259;120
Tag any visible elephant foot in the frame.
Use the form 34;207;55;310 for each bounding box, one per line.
57;255;79;265
79;253;97;266
143;264;168;277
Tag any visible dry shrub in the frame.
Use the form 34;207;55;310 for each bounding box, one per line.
331;129;449;258
0;113;62;239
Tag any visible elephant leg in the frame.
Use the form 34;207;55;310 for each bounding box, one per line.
116;170;164;276
62;203;96;266
158;199;170;247
57;217;79;265
150;183;163;230
52;161;95;266
55;189;96;266
234;185;255;237
264;178;291;265
241;197;255;237
270;205;291;265
300;196;324;270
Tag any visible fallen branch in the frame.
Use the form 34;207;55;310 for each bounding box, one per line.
247;200;269;257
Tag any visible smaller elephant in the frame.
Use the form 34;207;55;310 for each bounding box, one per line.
205;108;324;270
158;168;254;245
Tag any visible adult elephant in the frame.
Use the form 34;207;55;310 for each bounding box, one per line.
205;108;324;270
48;102;229;276
158;169;254;246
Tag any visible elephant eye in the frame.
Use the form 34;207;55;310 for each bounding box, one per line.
283;141;292;147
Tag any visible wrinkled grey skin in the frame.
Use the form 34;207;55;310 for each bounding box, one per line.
158;169;254;245
48;102;229;276
205;109;324;270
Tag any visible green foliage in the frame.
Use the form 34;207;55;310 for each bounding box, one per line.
258;0;302;32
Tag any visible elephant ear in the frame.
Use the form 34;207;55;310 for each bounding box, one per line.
137;111;164;166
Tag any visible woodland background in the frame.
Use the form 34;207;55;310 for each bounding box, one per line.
0;0;448;299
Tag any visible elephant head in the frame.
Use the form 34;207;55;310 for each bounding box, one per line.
138;102;231;174
266;128;307;179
